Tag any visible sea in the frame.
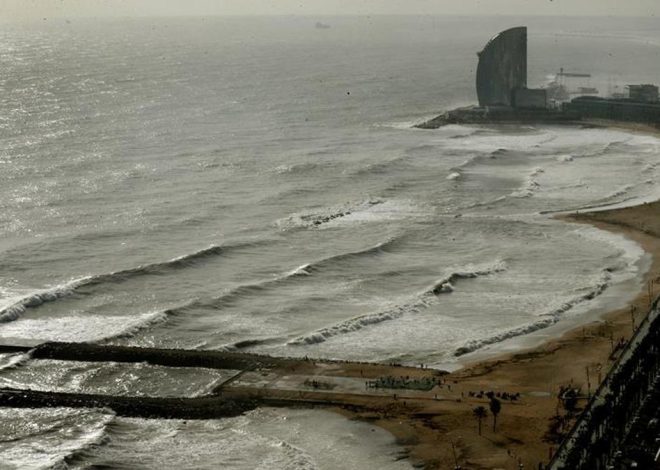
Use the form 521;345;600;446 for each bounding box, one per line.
1;14;660;469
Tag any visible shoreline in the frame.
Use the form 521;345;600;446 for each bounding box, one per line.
2;116;657;467
451;216;651;370
330;201;660;469
328;124;660;468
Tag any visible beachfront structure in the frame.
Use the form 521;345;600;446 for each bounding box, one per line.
476;27;527;107
564;96;660;123
627;84;659;103
418;26;660;127
512;88;547;109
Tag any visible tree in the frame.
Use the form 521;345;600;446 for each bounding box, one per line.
562;388;579;414
489;397;502;432
473;406;488;436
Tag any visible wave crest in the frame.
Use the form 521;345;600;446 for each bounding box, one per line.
510;167;544;198
288;260;507;346
454;270;611;357
169;238;402;316
0;352;32;371
0;240;268;323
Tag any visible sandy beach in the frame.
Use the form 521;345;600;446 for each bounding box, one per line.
5;198;655;469
317;198;660;469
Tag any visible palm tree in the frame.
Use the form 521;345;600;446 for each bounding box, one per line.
473;406;488;436
489;397;501;432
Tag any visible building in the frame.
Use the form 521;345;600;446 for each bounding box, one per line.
475;26;547;110
476;27;527;107
564;96;660;123
420;26;660;128
627;84;659;103
512;88;547;109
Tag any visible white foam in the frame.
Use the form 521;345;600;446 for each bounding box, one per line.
325;199;429;226
59;408;411;470
510;167;544;198
286;264;312;277
575;225;646;268
276;199;428;230
0;278;91;323
603;184;635;201
0;351;31;370
455;269;612;357
0;311;167;343
0;408;114;470
0;242;247;323
289;260;507;346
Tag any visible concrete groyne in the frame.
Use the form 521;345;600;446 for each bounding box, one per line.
0;387;258;419
29;341;293;370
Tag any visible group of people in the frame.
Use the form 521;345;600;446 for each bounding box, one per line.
367;375;440;391
303;379;334;390
467;390;521;401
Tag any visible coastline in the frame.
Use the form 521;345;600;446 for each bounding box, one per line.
0;140;655;469
329;200;660;469
327;119;660;468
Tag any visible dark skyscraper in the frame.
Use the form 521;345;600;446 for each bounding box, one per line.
476;26;527;107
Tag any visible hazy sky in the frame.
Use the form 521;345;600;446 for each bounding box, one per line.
2;0;659;20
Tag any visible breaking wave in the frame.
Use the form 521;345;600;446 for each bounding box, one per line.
575;138;633;159
351;156;410;177
273;161;331;175
57;413;116;470
0;311;169;344
602;184;635;202
288;260;507;346
0;352;32;371
167;237;401;315
643;162;658;173
276;199;385;229
0;281;88;323
447;127;495;139
451;148;511;171
510;167;544;198
101;311;170;342
0;408;116;470
490;148;512;158
459;166;544;209
0;240;270;323
221;336;285;351
454;269;612;357
306;237;401;272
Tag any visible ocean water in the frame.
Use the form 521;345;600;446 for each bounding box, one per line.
1;15;660;469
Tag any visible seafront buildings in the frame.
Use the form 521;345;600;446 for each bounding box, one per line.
419;26;660;128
